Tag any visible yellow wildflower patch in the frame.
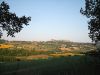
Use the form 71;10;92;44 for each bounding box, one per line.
0;44;13;48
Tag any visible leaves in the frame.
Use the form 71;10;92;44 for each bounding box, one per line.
81;0;100;42
0;1;31;37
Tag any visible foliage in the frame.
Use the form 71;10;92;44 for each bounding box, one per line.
80;0;100;42
0;1;31;37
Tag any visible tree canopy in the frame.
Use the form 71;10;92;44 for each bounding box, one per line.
0;1;31;38
80;0;100;42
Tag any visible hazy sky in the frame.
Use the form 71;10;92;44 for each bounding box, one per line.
1;0;91;42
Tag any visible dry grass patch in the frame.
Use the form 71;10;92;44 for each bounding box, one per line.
27;55;49;60
59;47;80;51
49;53;84;57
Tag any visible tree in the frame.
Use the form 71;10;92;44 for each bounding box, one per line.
0;1;31;38
80;0;100;43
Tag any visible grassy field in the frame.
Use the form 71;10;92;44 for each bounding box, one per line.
0;41;99;75
0;55;100;75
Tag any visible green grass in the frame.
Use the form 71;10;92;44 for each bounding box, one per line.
0;55;100;75
0;48;54;57
0;41;97;75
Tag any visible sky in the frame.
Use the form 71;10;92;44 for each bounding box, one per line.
0;0;91;42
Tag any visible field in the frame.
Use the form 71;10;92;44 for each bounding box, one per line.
0;40;100;75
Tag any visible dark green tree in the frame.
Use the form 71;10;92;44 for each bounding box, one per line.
0;1;31;38
80;0;100;42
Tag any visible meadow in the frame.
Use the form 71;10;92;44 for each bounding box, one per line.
0;40;99;75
